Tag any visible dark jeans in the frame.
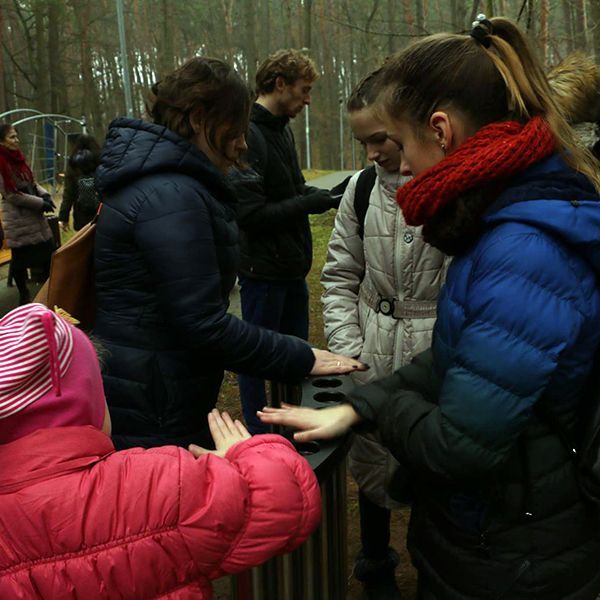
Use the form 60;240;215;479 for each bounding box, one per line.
13;262;50;304
237;275;309;434
417;577;438;599
359;490;392;559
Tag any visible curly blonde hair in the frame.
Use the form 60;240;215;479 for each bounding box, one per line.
255;49;318;95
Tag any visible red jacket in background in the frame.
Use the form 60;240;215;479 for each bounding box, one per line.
0;426;321;598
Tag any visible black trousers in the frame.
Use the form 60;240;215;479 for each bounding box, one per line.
359;490;392;559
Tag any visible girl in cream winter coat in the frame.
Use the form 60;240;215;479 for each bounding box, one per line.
321;71;447;599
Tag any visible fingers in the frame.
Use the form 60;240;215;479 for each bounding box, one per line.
207;410;226;446
257;408;298;427
188;443;213;458
310;349;368;376
216;410;249;440
208;410;251;455
293;429;321;443
256;408;282;424
220;410;237;433
257;406;317;431
234;418;251;439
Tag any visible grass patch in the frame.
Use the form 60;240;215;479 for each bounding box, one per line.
303;169;335;181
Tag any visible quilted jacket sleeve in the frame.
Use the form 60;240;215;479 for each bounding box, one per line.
133;185;314;381
0;174;44;211
230;129;332;232
321;172;365;359
178;434;321;578
349;231;590;481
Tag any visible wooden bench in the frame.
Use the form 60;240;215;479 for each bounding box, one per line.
0;247;10;266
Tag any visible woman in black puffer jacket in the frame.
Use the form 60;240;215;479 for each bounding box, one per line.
59;134;101;232
94;57;363;450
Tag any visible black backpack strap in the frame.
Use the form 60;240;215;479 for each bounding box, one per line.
354;166;377;240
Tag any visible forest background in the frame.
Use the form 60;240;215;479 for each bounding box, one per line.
1;0;599;173
1;2;599;596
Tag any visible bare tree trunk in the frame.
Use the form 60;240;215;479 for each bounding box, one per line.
0;1;7;111
33;2;49;112
526;0;535;35
415;0;424;34
159;0;175;77
403;0;416;36
450;0;467;31
468;0;481;23
387;0;397;54
261;0;271;58
317;0;336;169
47;0;67;114
220;0;235;62
562;0;574;54
591;0;600;61
573;0;588;51
539;0;549;64
71;2;102;133
304;0;313;50
243;0;258;82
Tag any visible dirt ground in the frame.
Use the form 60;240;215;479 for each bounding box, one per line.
212;210;418;598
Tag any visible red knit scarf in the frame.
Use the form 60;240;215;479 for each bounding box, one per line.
396;117;556;226
0;145;34;193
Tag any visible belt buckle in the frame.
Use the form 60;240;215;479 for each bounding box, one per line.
377;297;394;316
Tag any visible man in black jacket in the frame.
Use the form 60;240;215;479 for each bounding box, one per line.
231;49;340;434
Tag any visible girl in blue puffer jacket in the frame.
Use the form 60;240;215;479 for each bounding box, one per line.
259;16;600;600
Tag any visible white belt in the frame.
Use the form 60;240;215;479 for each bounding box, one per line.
360;286;437;319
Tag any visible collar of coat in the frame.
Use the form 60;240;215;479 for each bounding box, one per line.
0;426;115;494
251;103;290;131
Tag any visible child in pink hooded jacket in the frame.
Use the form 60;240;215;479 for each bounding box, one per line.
0;304;321;599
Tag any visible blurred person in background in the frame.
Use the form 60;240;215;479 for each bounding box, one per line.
0;123;55;305
547;53;600;161
59;133;102;231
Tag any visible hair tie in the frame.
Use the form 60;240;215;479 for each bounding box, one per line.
470;13;493;48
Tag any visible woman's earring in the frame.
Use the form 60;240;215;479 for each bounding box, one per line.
440;142;447;154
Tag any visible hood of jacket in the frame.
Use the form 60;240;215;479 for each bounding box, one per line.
547;53;600;124
95;117;236;205
485;153;600;277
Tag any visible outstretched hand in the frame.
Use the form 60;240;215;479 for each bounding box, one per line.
188;409;251;459
311;348;368;376
257;402;362;443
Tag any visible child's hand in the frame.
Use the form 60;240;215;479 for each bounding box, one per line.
188;409;251;458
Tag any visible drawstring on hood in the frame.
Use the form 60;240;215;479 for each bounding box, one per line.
40;311;62;397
